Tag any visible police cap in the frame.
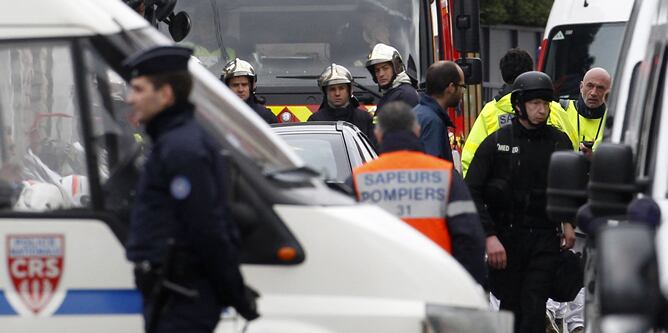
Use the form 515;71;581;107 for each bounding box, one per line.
123;46;193;78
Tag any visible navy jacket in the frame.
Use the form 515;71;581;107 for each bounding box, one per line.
308;99;376;148
126;102;249;309
376;83;420;114
247;96;278;124
414;95;455;162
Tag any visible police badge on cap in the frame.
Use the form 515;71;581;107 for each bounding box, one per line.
123;46;193;78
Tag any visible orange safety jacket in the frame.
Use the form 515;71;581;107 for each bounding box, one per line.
352;150;454;253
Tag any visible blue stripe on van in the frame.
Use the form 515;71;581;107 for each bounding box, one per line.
54;289;143;315
0;289;142;315
0;291;17;315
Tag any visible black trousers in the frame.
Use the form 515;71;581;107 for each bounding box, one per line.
136;270;223;333
490;228;560;333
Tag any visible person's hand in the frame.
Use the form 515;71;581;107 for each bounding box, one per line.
561;223;576;250
580;143;593;160
486;236;507;270
237;285;260;321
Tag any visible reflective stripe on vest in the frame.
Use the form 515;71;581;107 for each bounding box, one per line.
353;151;453;252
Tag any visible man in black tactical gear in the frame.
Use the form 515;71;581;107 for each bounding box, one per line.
308;63;375;144
124;46;259;333
465;71;576;333
222;58;278;124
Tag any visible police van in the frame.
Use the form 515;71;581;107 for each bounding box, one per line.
538;0;633;99
0;1;511;332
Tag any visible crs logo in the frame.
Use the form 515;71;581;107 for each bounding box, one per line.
5;234;65;316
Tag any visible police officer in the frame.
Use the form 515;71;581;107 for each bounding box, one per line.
352;101;486;285
366;43;420;116
461;49;578;177
222;58;278;124
465;71;575;333
413;61;463;163
560;67;611;159
308;64;375;142
123;46;259;332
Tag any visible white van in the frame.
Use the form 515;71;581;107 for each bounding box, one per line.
538;0;633;99
0;1;511;332
547;0;668;331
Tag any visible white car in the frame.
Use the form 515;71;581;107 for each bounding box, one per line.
0;1;510;333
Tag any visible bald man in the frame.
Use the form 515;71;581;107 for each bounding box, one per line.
545;68;611;333
558;67;612;159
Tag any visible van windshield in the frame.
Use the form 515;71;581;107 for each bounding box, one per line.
166;0;421;88
543;22;626;99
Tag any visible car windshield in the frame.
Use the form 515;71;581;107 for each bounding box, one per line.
543;22;626;99
166;0;420;88
278;132;351;182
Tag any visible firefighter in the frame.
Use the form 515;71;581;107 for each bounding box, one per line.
308;64;375;143
123;46;259;332
465;71;575;333
413;61;464;163
352;101;486;285
222;58;278;124
461;49;578;177
560;67;611;159
366;43;420;116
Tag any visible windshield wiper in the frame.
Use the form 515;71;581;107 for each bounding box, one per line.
275;75;381;99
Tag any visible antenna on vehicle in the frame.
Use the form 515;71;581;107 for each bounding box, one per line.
583;0;589;7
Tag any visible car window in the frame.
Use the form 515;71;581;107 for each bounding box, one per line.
279;133;350;182
0;40;92;211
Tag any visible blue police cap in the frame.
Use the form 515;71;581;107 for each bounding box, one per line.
123;46;193;78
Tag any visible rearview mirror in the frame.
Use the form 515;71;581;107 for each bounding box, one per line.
168;11;191;42
589;143;636;217
455;58;482;85
546;151;589;223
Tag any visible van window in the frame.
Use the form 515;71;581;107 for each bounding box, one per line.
0;40;92;211
543;22;626;99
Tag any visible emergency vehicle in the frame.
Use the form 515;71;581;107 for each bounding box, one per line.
538;0;633;99
546;0;668;331
162;0;482;151
0;1;511;332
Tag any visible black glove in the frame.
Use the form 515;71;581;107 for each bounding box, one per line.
236;285;260;321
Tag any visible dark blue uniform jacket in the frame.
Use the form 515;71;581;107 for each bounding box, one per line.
376;83;420;114
126;102;248;308
414;95;455;162
247;95;278;124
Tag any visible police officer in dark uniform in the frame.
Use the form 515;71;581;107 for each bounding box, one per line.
124;46;259;332
222;58;278;124
465;71;575;333
308;63;375;144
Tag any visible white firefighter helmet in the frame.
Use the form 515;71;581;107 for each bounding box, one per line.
365;43;405;83
59;175;91;207
14;181;68;211
221;58;257;88
317;64;354;91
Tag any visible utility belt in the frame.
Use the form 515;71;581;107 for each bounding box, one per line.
133;245;200;300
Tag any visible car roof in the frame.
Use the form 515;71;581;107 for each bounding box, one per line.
0;0;148;39
271;121;363;135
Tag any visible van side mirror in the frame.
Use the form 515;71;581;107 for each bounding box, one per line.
167;11;191;42
456;58;482;85
597;224;659;316
452;0;481;53
547;151;589;223
589;143;636;217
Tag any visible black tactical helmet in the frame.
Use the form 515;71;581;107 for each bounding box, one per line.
510;71;555;119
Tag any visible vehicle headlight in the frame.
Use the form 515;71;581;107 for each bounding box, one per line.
424;304;514;333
